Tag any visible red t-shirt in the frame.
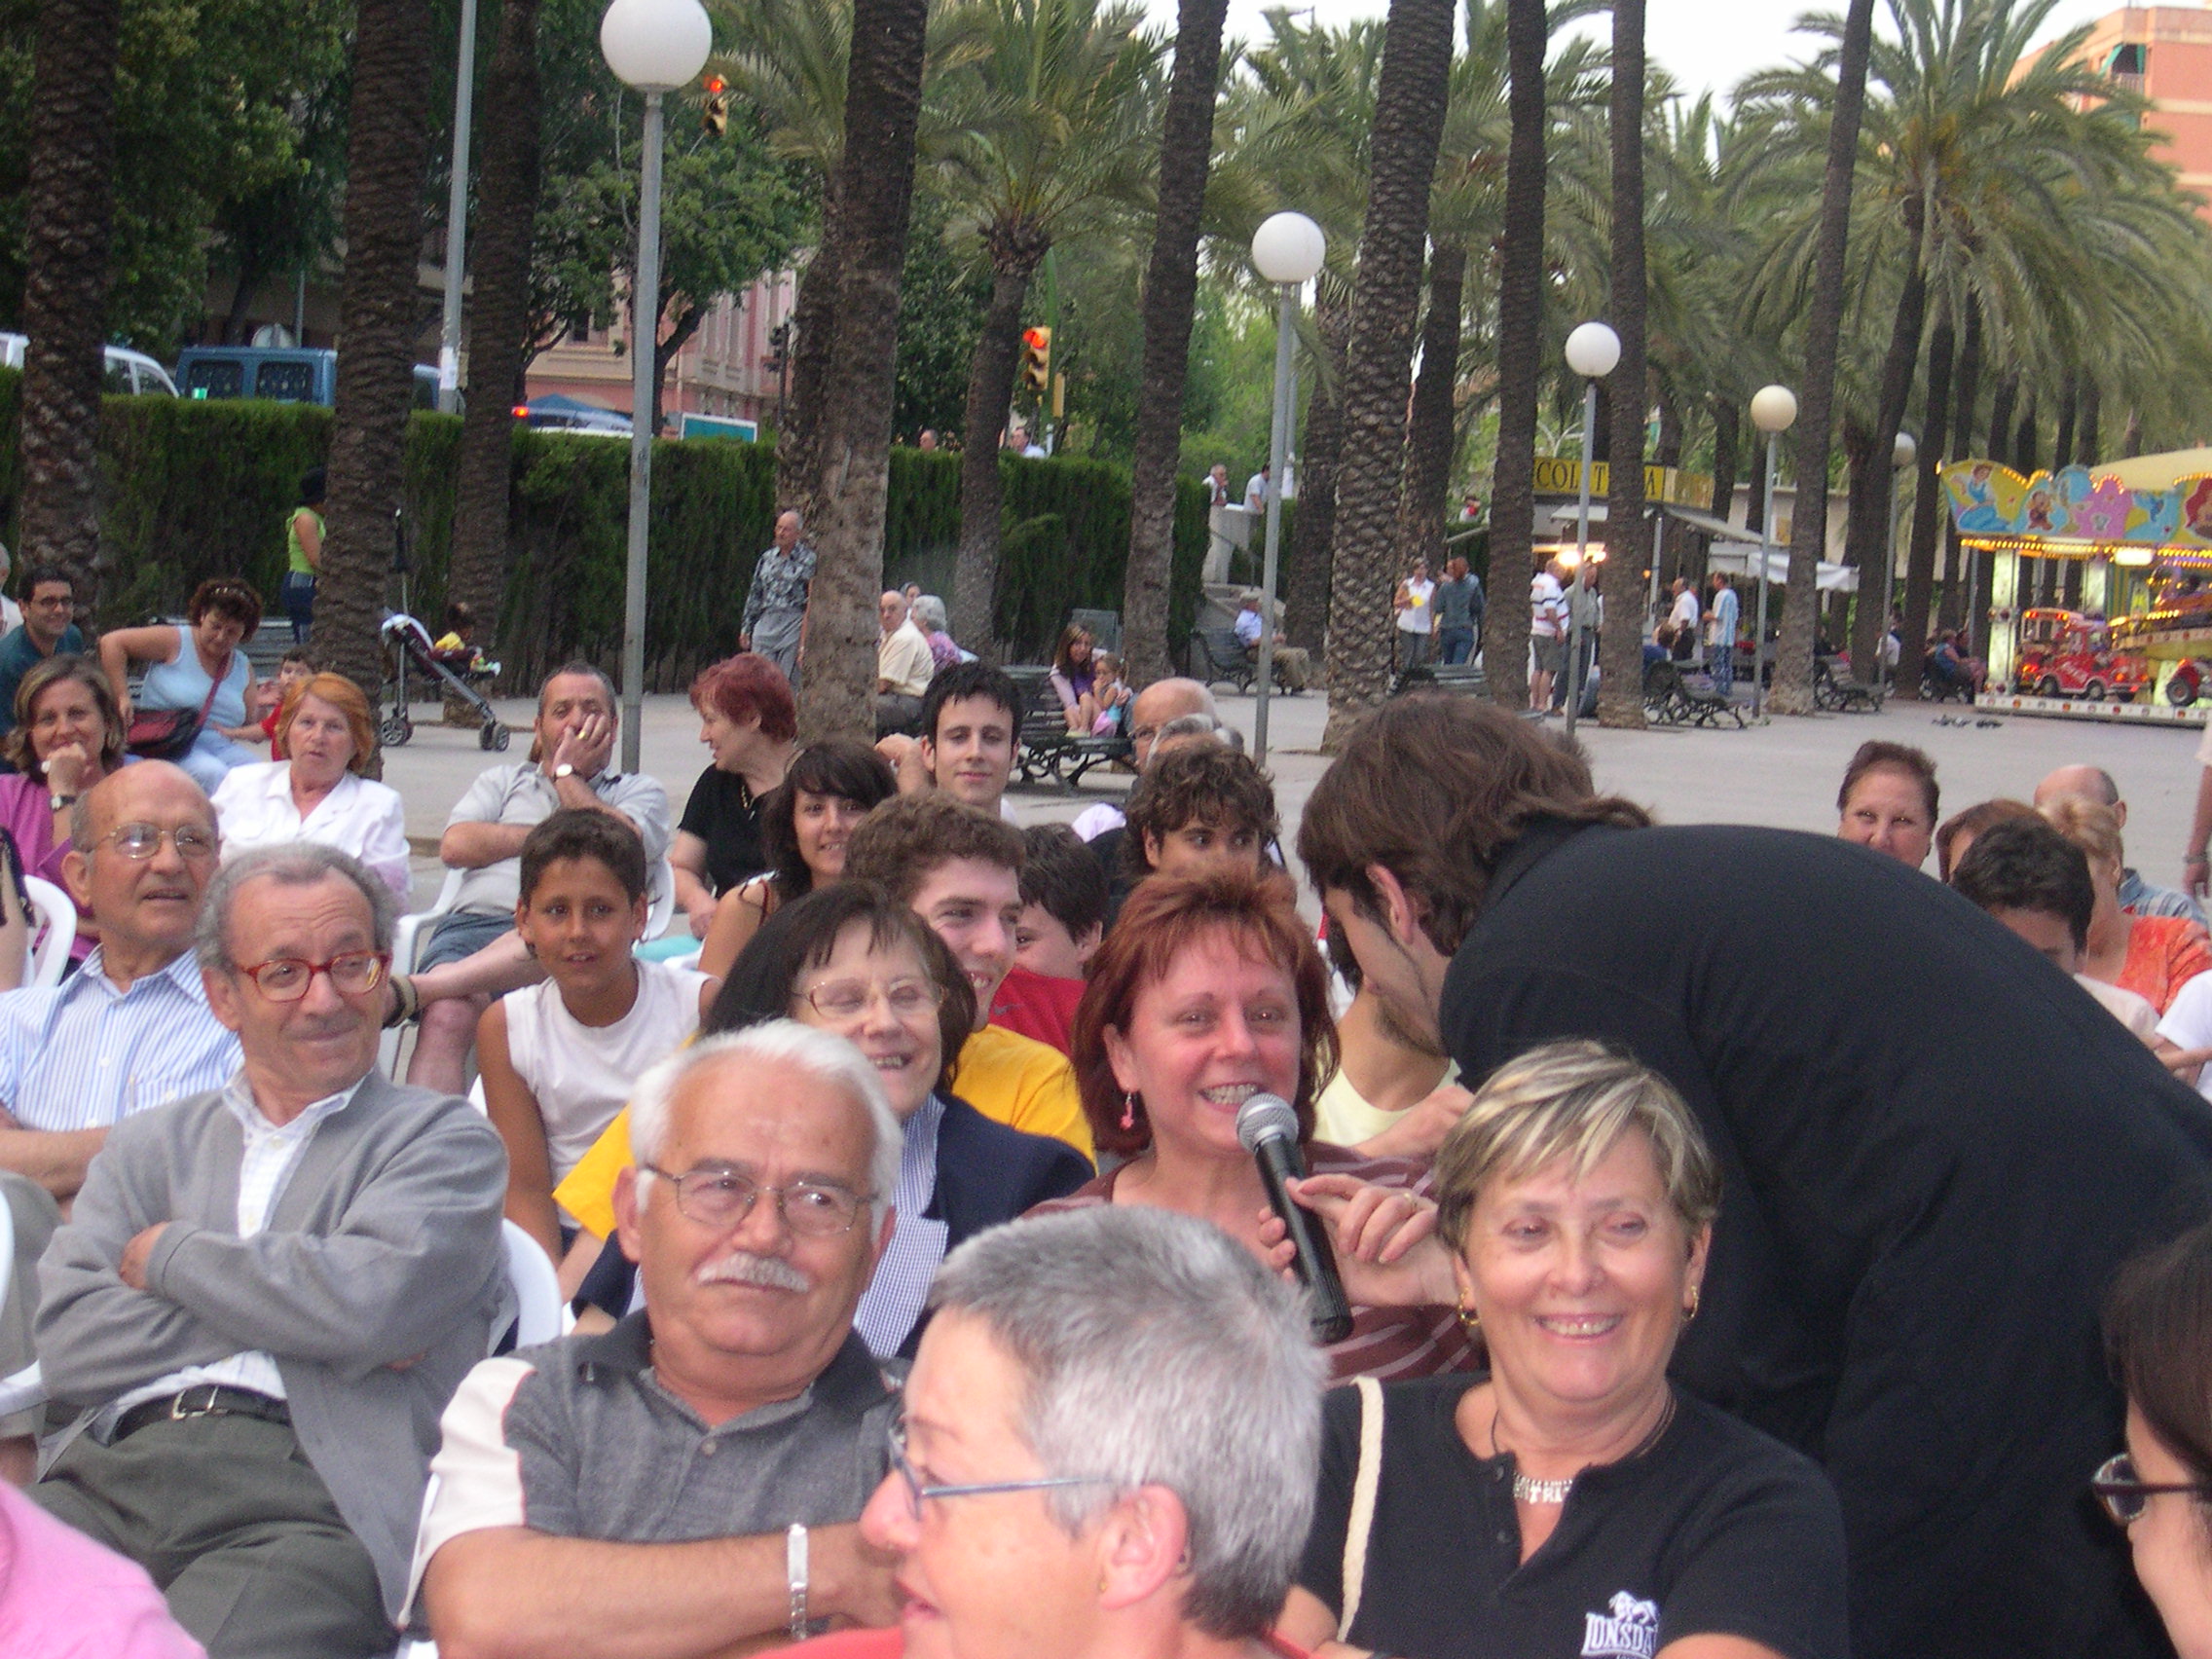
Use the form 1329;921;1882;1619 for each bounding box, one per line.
766;1628;1312;1657
989;965;1085;1057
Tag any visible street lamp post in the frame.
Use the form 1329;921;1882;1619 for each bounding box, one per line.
1885;431;1916;685
601;0;713;773
437;0;480;416
1248;211;1326;765
1562;321;1620;738
1749;384;1798;719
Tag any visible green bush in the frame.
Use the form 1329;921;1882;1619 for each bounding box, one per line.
0;368;1207;687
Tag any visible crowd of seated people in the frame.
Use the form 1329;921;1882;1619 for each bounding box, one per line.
14;597;2212;1659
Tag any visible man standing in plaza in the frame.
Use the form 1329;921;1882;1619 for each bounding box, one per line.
1707;570;1740;693
1528;558;1566;711
740;511;815;686
1668;575;1701;647
1430;555;1485;667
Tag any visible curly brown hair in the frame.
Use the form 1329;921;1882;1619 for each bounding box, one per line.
1123;744;1279;876
186;577;263;640
844;792;1024;903
1071;866;1337;1160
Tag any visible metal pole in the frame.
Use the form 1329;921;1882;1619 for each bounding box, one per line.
1567;379;1597;736
437;0;479;416
1254;280;1296;764
621;90;665;775
1754;430;1776;718
1883;468;1905;685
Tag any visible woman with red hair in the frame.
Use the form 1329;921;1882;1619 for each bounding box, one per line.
671;652;796;937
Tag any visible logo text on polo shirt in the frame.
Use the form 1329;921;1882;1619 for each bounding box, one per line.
1581;1591;1659;1659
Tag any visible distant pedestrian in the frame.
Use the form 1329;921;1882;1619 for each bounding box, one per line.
1668;574;1700;645
281;467;325;645
1244;464;1271;515
739;509;814;687
1208;463;1232;507
1708;570;1740;693
1393;557;1435;674
917;428;939;451
1431;555;1484;666
1529;558;1567;710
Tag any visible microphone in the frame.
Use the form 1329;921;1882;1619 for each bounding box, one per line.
1237;1092;1355;1345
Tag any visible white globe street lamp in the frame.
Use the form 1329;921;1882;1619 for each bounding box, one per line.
1746;384;1797;718
602;0;712;770
1248;212;1324;763
1560;321;1619;734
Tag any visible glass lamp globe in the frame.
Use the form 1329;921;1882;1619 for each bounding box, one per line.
600;0;713;92
1251;213;1326;286
1893;431;1918;469
1564;321;1621;380
1751;385;1799;434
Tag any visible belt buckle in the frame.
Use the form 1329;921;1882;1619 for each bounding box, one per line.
166;1384;222;1421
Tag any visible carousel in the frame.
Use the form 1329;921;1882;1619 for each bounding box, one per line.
1942;448;2212;724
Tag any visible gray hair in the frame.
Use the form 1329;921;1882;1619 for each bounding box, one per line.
1157;712;1243;755
911;595;949;632
538;660;618;715
194;842;398;974
929;1206;1324;1640
628;1023;902;1213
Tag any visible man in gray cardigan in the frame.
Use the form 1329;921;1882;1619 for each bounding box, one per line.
30;842;508;1658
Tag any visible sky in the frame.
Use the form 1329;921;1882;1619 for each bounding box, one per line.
1190;0;2139;103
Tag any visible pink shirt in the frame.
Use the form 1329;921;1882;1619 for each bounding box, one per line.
0;1482;207;1658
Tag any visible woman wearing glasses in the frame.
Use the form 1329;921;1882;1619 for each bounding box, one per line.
2101;1220;2212;1657
559;882;1091;1354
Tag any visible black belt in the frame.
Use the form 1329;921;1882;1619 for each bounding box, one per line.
114;1384;290;1443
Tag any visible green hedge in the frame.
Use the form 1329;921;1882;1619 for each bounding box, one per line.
0;369;1207;689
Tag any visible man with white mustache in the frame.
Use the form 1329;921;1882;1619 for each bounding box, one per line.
414;1022;907;1657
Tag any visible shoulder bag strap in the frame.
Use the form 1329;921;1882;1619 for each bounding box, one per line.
1338;1375;1384;1642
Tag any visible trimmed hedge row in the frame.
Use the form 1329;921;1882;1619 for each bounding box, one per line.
0;370;1208;689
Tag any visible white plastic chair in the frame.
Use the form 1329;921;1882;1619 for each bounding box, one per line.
20;876;75;990
0;1182;42;1420
500;1220;568;1348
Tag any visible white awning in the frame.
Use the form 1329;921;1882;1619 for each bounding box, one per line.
1704;544;1860;592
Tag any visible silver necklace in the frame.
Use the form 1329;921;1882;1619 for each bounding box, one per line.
1497;1388;1677;1507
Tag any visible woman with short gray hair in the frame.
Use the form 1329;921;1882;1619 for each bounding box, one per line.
1277;1041;1850;1659
765;1204;1327;1658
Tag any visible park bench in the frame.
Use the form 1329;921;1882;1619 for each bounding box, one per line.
1644;658;1745;728
1393;663;1491;699
1815;654;1884;713
1005;664;1131;793
1189;627;1255;693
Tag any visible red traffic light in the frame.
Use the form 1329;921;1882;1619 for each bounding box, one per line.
1021;327;1050;350
703;74;726;93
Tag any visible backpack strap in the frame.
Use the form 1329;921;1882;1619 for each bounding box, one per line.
1338;1375;1384;1641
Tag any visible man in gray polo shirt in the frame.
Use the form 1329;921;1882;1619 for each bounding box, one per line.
411;1020;904;1655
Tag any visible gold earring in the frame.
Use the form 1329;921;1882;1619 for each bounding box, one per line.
1683;1285;1701;1323
1456;1294;1481;1336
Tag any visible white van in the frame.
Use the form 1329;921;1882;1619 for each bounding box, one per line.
0;332;179;397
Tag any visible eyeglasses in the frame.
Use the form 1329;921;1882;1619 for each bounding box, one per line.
2092;1453;2212;1526
99;822;218;862
883;1415;1115;1517
238;951;391;1002
640;1164;872;1235
795;977;944;1021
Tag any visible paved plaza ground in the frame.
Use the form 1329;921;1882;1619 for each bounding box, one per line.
376;687;2211;921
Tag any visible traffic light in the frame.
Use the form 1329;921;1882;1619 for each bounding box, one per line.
1020;326;1051;397
702;75;729;137
765;319;791;375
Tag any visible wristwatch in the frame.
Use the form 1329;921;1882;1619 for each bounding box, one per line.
48;793;74;812
553;762;576;781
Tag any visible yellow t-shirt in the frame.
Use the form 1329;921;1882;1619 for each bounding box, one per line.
551;1022;1094;1241
1312;1060;1461;1150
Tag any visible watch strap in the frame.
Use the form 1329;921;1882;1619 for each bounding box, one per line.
787;1521;809;1641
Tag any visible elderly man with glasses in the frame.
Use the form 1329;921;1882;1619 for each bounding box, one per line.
29;840;508;1657
412;1021;907;1657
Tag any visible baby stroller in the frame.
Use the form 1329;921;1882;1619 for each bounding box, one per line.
379;610;508;751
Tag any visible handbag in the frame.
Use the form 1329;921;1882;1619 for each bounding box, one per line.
127;658;227;761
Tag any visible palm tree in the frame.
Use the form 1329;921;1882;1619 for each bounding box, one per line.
1485;0;1548;714
448;0;546;661
14;0;122;594
1117;0;1232;687
317;0;438;699
1595;0;1648;730
1768;0;1876;716
794;0;931;741
938;0;1162;651
1319;0;1456;751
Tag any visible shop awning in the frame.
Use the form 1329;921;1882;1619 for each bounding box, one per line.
1704;543;1861;592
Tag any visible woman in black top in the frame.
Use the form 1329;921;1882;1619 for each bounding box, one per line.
1279;1041;1847;1659
670;653;795;936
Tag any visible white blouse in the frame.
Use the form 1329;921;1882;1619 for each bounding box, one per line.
211;761;413;903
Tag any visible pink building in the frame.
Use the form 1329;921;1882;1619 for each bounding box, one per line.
2045;5;2212;216
524;269;798;428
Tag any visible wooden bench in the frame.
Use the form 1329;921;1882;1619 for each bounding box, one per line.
1815;654;1883;713
1189;627;1255;694
1005;665;1132;793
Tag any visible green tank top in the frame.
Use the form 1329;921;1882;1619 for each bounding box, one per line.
286;507;323;576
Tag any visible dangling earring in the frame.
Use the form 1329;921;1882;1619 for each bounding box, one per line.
1682;1285;1701;1324
1456;1293;1481;1336
1120;1091;1138;1131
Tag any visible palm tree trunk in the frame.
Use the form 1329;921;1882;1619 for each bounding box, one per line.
1484;0;1549;715
15;0;121;594
1897;300;1955;702
951;263;1034;654
776;201;843;523
1394;240;1465;573
1319;0;1457;751
317;0;437;700
1597;0;1648;729
1936;297;1982;633
1847;197;1928;686
795;0;929;743
1285;287;1348;655
447;0;542;670
1652;388;1683;592
1772;0;1875;717
1120;0;1231;687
